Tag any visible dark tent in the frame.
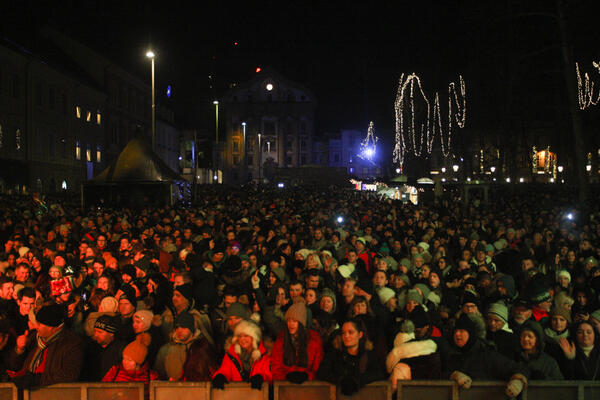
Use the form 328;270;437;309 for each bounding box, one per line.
83;138;189;208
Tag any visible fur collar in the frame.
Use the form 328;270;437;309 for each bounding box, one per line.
386;337;437;373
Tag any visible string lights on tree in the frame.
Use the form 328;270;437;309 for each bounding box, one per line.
358;121;379;164
393;73;467;167
576;61;600;110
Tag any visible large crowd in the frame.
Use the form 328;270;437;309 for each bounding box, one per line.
0;185;599;397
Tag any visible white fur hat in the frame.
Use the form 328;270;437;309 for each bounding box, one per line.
233;319;262;361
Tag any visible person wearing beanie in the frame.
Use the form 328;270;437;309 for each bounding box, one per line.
154;311;219;381
163;283;214;347
405;289;423;313
81;314;128;381
102;332;159;391
440;313;528;398
212;320;272;389
9;304;84;389
461;290;481;316
513;321;563;380
319;288;337;315
377;287;397;311
100;296;119;313
543;307;573;376
485;302;517;359
271;302;324;383
132;309;163;368
116;285;138;343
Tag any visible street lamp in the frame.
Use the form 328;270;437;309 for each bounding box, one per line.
490;166;496;173
213;101;219;143
452;165;459;172
242;122;247;177
146;50;156;151
257;133;262;183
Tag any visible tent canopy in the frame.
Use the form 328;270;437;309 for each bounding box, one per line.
93;138;182;183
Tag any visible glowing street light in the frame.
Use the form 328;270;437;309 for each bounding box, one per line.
441;167;446;173
146;50;156;150
452;165;459;172
558;165;564;173
490;166;496;173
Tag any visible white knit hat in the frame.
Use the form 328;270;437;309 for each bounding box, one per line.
233;320;262;361
378;287;396;305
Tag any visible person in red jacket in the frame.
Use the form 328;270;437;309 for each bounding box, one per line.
271;301;324;383
103;332;159;399
212;319;271;390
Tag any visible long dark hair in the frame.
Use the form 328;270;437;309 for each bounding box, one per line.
283;322;308;367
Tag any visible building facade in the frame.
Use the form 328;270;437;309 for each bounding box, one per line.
221;69;317;183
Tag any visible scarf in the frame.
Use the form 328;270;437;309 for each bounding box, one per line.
29;325;64;373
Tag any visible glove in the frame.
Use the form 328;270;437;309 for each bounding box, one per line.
286;371;309;384
211;374;227;390
450;370;472;389
340;377;359;396
505;379;524;398
250;374;264;390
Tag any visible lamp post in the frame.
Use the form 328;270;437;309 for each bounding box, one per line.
146;50;156;151
242;122;247;180
258;133;261;183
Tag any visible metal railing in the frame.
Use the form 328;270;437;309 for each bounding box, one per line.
5;380;598;400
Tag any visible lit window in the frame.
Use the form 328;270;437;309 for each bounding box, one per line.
97;112;102;125
75;141;81;160
86;145;91;162
16;129;21;150
61;180;67;190
96;146;102;162
75;106;81;119
86;111;92;122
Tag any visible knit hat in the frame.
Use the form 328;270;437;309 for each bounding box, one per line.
119;284;137;308
123;332;151;365
271;267;286;282
378;287;396;305
320;288;337;312
414;283;431;302
95;314;120;334
233;320;262;361
356;237;366;245
174;283;194;305
338;264;355;278
99;296;119;313
397;274;411;286
285;302;308;327
174;311;195;332
406;289;423;304
557;269;571;283
399;258;411;268
487;302;509;324
485;244;495;254
18;246;30;258
417;242;430;252
493;239;507;251
529;284;551;304
549;306;572;324
454;313;476;338
461;290;480;309
409;305;431;328
226;302;250;319
585;257;599;267
133;310;154;332
36;304;65;327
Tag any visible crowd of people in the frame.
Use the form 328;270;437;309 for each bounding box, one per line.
0;184;599;397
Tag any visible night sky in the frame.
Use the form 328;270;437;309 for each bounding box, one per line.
2;1;599;145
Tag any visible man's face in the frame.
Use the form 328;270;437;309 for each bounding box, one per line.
223;295;237;309
306;275;320;289
93;328;114;347
454;329;470;348
118;298;135;317
18;296;35;316
342;280;355;297
289;284;303;299
0;282;14;300
15;266;30;282
314;229;323;240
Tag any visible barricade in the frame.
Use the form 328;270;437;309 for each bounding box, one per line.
397;380;600;400
0;383;17;400
23;382;144;400
149;381;267;400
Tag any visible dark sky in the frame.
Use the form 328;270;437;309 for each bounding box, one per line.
2;1;599;143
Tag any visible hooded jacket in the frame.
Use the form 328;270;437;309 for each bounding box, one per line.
515;321;563;380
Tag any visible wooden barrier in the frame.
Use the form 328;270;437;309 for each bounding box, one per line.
274;381;336;400
0;383;17;400
23;382;144;400
150;381;267;400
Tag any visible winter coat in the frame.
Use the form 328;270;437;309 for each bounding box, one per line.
565;345;600;380
213;341;272;383
154;329;206;381
81;338;128;382
386;332;440;385
514;321;563;380
317;335;384;389
440;337;528;382
271;329;323;381
102;362;159;382
486;328;518;359
7;328;84;388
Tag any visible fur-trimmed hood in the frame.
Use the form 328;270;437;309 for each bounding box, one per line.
386;332;437;373
232;319;263;362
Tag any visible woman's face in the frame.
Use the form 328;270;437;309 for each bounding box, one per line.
341;322;363;349
520;330;537;353
551;315;568;332
122;356;137;372
353;301;367;316
576;292;587;306
238;333;254;352
406;299;419;313
305;289;317;305
576;323;595;347
558;276;570;288
287;318;299;336
429;273;440;288
320;296;334;313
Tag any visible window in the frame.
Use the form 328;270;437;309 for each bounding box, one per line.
96;112;102;125
233;155;240;165
246;155;253;165
86;111;92;122
233;141;239;152
75;140;81;160
86;144;91;162
15;129;21;151
96;145;102;162
75;106;82;119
